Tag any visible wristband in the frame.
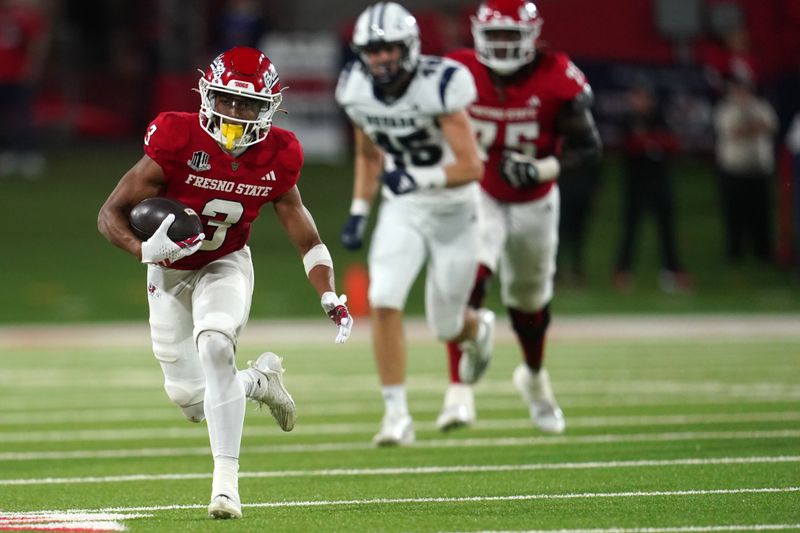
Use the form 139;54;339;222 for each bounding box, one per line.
303;244;333;277
349;198;370;216
535;156;561;182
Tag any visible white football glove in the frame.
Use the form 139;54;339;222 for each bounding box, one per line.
140;213;205;267
321;292;353;344
501;151;561;188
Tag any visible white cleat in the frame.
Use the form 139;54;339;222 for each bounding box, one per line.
459;308;496;384
436;383;476;431
373;413;415;447
513;365;566;434
248;352;296;432
208;494;242;519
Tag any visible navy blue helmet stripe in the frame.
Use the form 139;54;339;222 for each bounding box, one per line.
377;2;386;32
439;66;457;108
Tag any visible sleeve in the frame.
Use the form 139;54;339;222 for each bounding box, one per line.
276;130;304;188
334;61;365;128
439;62;477;114
334;60;358;108
142;112;191;166
553;53;590;103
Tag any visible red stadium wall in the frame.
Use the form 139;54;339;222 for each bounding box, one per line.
532;0;800;78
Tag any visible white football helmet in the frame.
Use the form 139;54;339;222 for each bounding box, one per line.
472;0;543;75
198;46;283;150
352;2;421;86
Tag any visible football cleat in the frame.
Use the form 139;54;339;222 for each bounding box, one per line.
247;352;296;432
513;365;565;434
459;308;496;384
373;413;415;447
208;494;242;519
436;383;476;431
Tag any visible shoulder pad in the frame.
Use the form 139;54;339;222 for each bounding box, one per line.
272;127;304;183
417;56;477;114
143;112;192;162
335;60;368;107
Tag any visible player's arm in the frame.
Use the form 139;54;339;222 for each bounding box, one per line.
274;185;335;296
555;91;603;173
274;186;352;343
97;155;166;261
352;125;384;208
439;109;484;187
340;126;383;250
501;89;602;188
379;109;484;194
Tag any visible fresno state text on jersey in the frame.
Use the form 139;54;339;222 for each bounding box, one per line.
143;112;303;269
448;48;590;203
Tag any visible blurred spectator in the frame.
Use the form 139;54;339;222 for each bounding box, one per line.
613;82;692;294
701;24;759;98
712;76;778;263
558;160;602;287
786;112;800;276
0;0;49;179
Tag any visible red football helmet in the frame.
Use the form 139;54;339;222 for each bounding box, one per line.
471;0;543;75
198;47;283;150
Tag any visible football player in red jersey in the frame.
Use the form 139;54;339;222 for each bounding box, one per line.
439;0;602;433
98;47;353;520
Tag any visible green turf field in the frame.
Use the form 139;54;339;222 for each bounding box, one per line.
1;319;798;532
0;145;798;323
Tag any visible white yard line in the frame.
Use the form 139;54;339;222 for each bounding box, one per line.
1;412;799;443
471;525;800;533
0;429;798;462
1;315;799;349
20;486;800;515
2;393;799;420
1;455;797;486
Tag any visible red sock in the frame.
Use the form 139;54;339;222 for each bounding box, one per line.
508;305;551;372
445;264;494;384
446;341;462;383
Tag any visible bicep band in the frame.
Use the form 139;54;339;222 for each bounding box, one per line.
303;243;333;277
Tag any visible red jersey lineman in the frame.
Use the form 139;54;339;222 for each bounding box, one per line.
436;0;602;434
98;47;352;520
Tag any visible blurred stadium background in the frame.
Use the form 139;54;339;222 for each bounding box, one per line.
1;0;799;321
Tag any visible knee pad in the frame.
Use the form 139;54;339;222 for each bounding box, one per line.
163;378;205;416
180;401;205;423
193;313;238;345
196;330;236;368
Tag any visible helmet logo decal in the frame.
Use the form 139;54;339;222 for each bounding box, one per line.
210;55;225;84
263;63;279;92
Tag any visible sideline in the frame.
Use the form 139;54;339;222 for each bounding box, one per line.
0;314;799;348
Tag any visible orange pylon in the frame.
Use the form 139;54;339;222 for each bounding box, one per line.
343;262;370;317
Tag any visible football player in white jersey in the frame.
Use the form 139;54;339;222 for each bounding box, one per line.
336;1;496;446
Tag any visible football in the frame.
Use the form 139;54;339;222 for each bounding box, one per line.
129;197;204;241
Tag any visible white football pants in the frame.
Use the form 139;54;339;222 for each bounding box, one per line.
368;195;479;340
477;185;560;312
146;246;254;435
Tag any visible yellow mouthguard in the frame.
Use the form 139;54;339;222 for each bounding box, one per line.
220;123;244;150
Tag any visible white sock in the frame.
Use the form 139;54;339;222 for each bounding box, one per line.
211;455;240;502
236;368;259;398
198;331;245;459
381;384;409;417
